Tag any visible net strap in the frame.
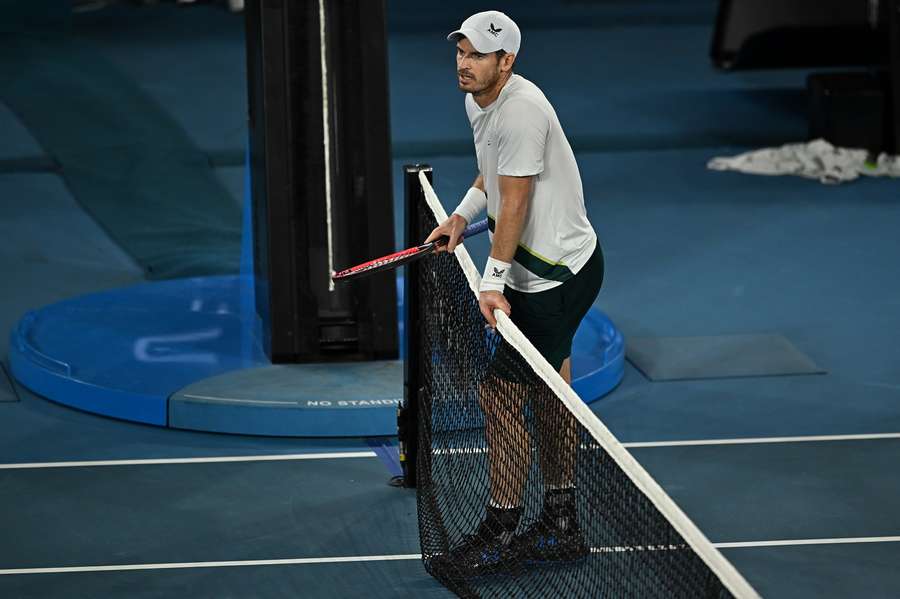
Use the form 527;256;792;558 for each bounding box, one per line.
418;171;760;599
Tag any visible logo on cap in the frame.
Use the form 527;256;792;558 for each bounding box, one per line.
488;23;502;37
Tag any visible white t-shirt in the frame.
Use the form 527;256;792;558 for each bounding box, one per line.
455;74;597;293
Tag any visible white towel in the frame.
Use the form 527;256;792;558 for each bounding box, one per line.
707;139;900;185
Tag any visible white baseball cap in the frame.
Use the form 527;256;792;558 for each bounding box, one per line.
447;11;521;56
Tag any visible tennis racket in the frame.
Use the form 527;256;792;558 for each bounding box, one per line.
332;218;488;282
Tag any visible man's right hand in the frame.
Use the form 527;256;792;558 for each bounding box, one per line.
425;214;468;254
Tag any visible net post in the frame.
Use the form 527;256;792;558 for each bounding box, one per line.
398;164;432;489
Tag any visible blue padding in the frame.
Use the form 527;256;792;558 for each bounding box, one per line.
239;145;260;363
397;273;405;360
572;308;625;403
170;400;395;437
9;272;622;436
8;276;266;426
366;438;403;478
169;360;402;437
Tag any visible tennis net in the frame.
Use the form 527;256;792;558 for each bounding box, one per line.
403;166;759;599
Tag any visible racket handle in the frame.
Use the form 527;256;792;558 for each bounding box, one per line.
433;218;489;248
463;218;489;237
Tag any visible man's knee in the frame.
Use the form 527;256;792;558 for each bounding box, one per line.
478;376;525;421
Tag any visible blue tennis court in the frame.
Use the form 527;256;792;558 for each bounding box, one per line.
2;1;900;597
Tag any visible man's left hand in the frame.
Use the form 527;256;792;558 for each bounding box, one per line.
479;291;511;328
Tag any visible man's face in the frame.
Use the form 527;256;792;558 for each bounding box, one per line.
456;37;502;95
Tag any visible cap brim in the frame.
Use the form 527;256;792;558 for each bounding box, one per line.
446;27;502;54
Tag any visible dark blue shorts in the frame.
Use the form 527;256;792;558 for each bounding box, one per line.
491;242;604;378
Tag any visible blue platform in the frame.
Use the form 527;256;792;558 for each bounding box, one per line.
8;274;624;437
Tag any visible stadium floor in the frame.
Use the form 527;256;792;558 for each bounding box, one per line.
2;2;900;597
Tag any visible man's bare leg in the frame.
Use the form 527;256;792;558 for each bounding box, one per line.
539;357;577;488
481;358;575;505
481;377;531;508
514;356;588;562
433;376;530;575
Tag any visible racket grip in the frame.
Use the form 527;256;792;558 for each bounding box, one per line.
462;218;489;237
433;218;489;249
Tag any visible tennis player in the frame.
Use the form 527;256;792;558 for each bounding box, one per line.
425;10;605;577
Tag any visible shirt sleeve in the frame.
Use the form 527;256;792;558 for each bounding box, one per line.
496;99;550;177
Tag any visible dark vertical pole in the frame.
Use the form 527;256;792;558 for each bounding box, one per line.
323;0;397;359
709;0;736;68
245;0;396;363
888;0;900;153
246;0;306;360
399;164;431;488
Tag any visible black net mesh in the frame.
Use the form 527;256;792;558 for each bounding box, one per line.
411;201;750;599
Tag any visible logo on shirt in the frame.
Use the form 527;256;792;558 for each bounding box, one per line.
488;23;503;37
491;267;506;278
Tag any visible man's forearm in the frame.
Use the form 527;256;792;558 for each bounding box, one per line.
490;175;532;263
473;174;485;193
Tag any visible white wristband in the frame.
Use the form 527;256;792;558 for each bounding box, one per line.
480;257;511;293
453;187;487;226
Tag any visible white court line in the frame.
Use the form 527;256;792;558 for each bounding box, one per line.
715;536;900;549
0;554;421;576
623;432;900;448
430;432;900;456
4;432;900;470
0;452;376;470
3;537;900;576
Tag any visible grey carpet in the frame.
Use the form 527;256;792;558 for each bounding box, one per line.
627;334;826;381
